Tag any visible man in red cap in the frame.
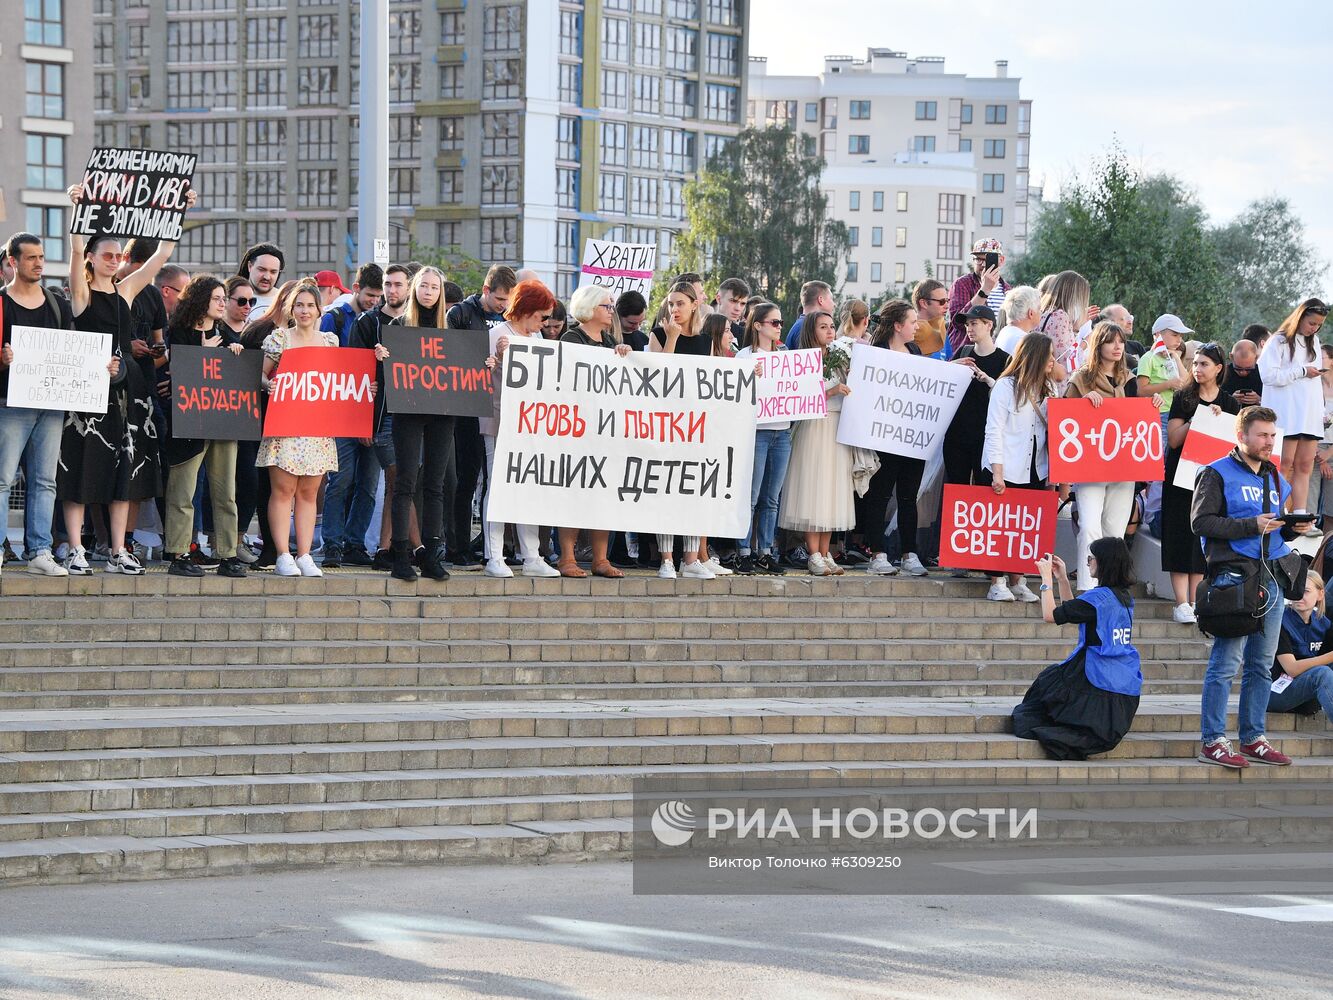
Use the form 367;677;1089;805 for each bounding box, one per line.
315;269;350;311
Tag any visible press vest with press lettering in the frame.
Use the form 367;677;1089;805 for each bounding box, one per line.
1060;586;1142;696
1202;454;1292;561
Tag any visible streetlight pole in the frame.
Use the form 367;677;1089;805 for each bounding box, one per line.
357;0;390;270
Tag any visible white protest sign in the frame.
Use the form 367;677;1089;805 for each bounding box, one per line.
836;342;971;459
1172;406;1283;491
579;238;657;298
6;326;112;414
488;340;757;537
754;348;826;425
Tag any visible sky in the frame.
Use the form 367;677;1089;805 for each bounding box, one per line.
750;0;1331;293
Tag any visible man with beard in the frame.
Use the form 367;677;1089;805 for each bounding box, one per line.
237;242;285;313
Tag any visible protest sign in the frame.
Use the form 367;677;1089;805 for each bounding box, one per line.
70;147;197;242
487;340;757;537
170;346;263;441
1173;407;1282;491
753;348;826;425
941;484;1058;575
579;238;657;298
382;326;494;418
836;342;971;459
5;326;111;414
262;347;375;438
1048;397;1164;483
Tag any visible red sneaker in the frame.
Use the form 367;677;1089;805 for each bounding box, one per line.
1198;738;1249;769
1239;736;1293;766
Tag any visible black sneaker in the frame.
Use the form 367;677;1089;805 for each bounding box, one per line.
843;542;873;565
757;553;787;576
187;543;219;568
255;546;277;569
720;551;742;573
735;554;758;575
322;545;343;569
343;546;373;566
1;539;15;565
372;548;393;572
218;557;247;578
168;553;205;577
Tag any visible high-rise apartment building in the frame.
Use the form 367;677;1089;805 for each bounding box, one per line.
1;0;94;285
88;0;748;295
747;48;1030;297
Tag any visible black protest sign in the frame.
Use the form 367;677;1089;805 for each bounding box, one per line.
171;346;263;441
70;147;197;241
382;326;495;418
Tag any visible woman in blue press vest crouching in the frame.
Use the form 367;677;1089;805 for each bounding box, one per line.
1269;570;1333;722
1012;537;1143;759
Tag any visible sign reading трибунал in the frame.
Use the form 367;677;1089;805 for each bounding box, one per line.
70;147;197;241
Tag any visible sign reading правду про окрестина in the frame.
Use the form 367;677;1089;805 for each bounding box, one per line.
70;147;197;242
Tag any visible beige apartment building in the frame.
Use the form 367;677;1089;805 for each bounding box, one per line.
747;48;1030;299
0;1;94;285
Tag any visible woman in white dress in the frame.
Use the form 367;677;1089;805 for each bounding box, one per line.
1259;298;1329;517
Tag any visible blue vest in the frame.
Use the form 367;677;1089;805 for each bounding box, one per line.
1063;587;1142;696
1281;607;1329;658
1202;454;1292;561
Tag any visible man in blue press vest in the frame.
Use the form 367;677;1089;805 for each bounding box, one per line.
1191;406;1313;769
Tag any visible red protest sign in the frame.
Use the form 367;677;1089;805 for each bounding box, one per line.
262;346;375;438
941;484;1058;575
1048;397;1164;483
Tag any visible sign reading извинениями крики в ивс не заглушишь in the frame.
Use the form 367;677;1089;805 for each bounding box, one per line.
69;147;197;242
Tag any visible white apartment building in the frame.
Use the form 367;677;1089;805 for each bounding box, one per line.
746;48;1031;299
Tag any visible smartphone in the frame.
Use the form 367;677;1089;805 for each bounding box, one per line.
150;342;167;356
984;252;1000;270
1276;512;1320;526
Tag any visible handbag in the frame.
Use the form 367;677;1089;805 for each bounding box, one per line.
1194;469;1279;639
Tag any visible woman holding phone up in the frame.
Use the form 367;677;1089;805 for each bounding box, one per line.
1260;298;1329;522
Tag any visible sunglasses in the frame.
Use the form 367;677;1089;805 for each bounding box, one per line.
94;251;121;262
1198;342;1226;363
758;318;783;327
929;297;949;306
231;296;258;306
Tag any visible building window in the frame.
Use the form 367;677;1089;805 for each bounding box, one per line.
849;191;860;211
482;164;519;205
846;261;859;283
870;227;883;248
938;193;964;225
702;133;732;163
706;0;740;25
915;100;937;120
895;227;907;247
246;68;286;109
704;83;738;122
985;104;1008;124
483;113;519;158
178;221;239;269
600;121;628;166
896;191;908;212
872;191;884;212
804;102;817;122
26;206;65;262
556;168;579;209
442;11;466;46
665;27;698;72
246;16;287;62
483;57;521;100
297;119;335;161
599;172;626;213
937;228;962;260
25;63;64;119
389;63;421;103
389;9;421;55
482;217;518;262
668;0;700;16
26;0;64;46
440;63;465;99
848;100;870;120
296;220;336;269
960;104;973;125
127;22;149;60
297;169;337;209
25;134;64;190
662;178;684;219
981;207;1004;227
297;14;337;58
984;139;1006;158
167;70;237;110
765;100;796;123
959;138;972;153
557;116;581;160
390;115;422;160
167;18;237;63
634;73;661;114
559;63;582;104
247;119;286;162
663;78;696;118
559;10;582;55
983;173;1005;193
634;21;661;66
632;175;659;215
705;32;738;76
848;135;869;155
94;23;113;65
556;220;579;268
167;120;237;164
663;128;696;172
632;125;660;168
298;66;337;106
438;169;464;204
895;263;906;283
912;135;936;152
439;116;463;153
245;170;285;211
389;167;420;208
847;227;859;247
484;5;522;51
937;264;961;283
437;222;461;251
602;69;628;110
602;16;629;62
870;262;882;283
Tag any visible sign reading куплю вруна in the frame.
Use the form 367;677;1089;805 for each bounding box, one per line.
69;148;197;241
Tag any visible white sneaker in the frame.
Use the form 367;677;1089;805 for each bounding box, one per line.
899;552;929;577
522;557;560;578
295;553;323;578
105;548;144;575
63;545;93;575
681;559;716;580
987;581;1016;602
26;550;69;577
808;553;830;576
658;561;677;579
274;553;300;577
1173;602;1197;624
1009;579;1040;603
484;558;514;579
867;553;898;576
705;556;733;576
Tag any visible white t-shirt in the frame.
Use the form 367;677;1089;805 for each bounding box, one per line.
995;323;1029;356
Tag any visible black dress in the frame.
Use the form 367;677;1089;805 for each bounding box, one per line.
1160;389;1240;574
58;288;162;504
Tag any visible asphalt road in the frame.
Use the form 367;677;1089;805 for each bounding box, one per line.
1;859;1330;999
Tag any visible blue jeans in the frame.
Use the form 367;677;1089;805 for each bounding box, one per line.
1267;664;1333;718
0;406;63;554
1201;576;1285;743
738;428;793;556
323;436;381;552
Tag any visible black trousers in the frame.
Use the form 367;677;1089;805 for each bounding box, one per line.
446;416;485;555
942;435;992;489
392;414;456;543
858;452;925;555
234;439;260;540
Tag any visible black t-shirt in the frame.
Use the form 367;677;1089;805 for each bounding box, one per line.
947;345;1010;444
130;282;168;384
624;329;649;352
0;289;74;400
651;325;711;356
1221;364;1263;402
1165;388;1241;483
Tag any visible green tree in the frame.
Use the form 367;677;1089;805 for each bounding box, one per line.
1211;197;1325;332
674;126;849;322
407;239;489;293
